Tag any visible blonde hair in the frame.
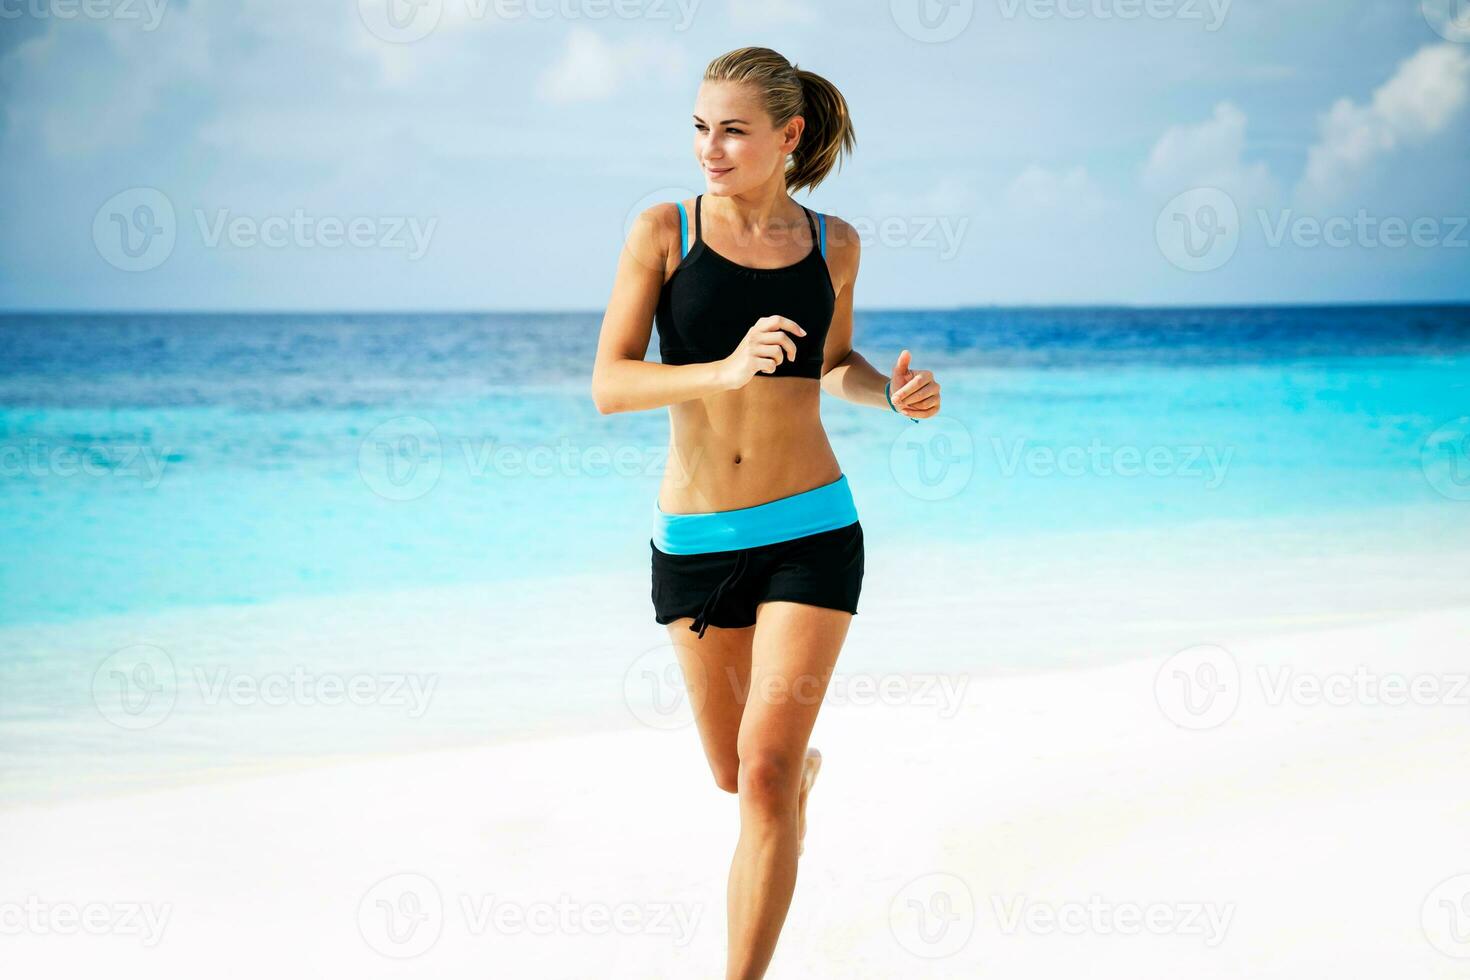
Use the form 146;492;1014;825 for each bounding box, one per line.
703;46;855;195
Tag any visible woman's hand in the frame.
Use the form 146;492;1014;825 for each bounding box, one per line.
888;349;941;419
720;316;806;390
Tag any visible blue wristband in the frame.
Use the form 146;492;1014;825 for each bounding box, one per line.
886;379;920;423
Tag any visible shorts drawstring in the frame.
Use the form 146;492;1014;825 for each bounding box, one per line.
689;550;750;639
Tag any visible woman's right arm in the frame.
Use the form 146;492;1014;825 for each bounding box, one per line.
590;204;730;414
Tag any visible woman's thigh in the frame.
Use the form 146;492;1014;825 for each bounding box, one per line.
737;601;852;776
665;620;754;789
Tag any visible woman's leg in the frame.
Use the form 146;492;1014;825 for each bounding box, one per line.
725;600;851;980
665;621;754;794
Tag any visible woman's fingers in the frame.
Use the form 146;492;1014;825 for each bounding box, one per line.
893;370;934;402
757;315;806;337
895;380;938;408
903;391;940;410
754;342;790;364
759;334;798;361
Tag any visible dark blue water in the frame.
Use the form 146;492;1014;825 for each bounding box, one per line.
3;306;1468;408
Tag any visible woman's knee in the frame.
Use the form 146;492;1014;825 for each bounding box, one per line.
736;749;801;813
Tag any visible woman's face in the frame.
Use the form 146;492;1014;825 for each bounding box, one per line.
692;81;801;195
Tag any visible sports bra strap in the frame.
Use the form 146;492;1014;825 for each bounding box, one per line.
802;207;827;259
675;201;689;258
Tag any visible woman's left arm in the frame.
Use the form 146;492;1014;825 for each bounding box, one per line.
819;216;941;420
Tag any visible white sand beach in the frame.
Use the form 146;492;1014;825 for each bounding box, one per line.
2;576;1467;977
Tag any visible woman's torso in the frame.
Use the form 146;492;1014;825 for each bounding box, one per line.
654;195;841;514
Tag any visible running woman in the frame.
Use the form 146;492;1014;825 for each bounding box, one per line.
591;46;941;979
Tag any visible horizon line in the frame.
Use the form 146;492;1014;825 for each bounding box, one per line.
3;299;1470;317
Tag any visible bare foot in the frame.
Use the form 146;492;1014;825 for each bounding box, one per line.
797;747;822;857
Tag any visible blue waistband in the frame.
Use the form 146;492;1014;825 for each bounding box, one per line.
653;474;859;555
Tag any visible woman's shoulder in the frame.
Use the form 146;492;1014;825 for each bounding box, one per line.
811;211;859;288
625;201;687;271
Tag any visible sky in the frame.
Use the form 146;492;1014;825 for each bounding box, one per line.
0;0;1467;310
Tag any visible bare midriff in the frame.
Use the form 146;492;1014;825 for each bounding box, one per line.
657;376;842;514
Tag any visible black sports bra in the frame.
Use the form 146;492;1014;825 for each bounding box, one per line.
654;194;836;380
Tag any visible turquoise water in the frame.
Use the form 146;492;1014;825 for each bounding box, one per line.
3;307;1469;804
1;309;1468;626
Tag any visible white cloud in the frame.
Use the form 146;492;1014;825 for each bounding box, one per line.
536;29;686;104
869;175;978;217
2;12;210;157
1003;165;1108;218
1297;43;1470;206
1141;101;1275;206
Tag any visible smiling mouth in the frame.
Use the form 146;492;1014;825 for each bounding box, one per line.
705;166;733;176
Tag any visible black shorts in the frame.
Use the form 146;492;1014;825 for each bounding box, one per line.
651;521;864;638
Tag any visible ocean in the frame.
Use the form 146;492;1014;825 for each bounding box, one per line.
2;306;1469;803
3;306;1467;625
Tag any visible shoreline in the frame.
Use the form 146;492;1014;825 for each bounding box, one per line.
3;504;1469;808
